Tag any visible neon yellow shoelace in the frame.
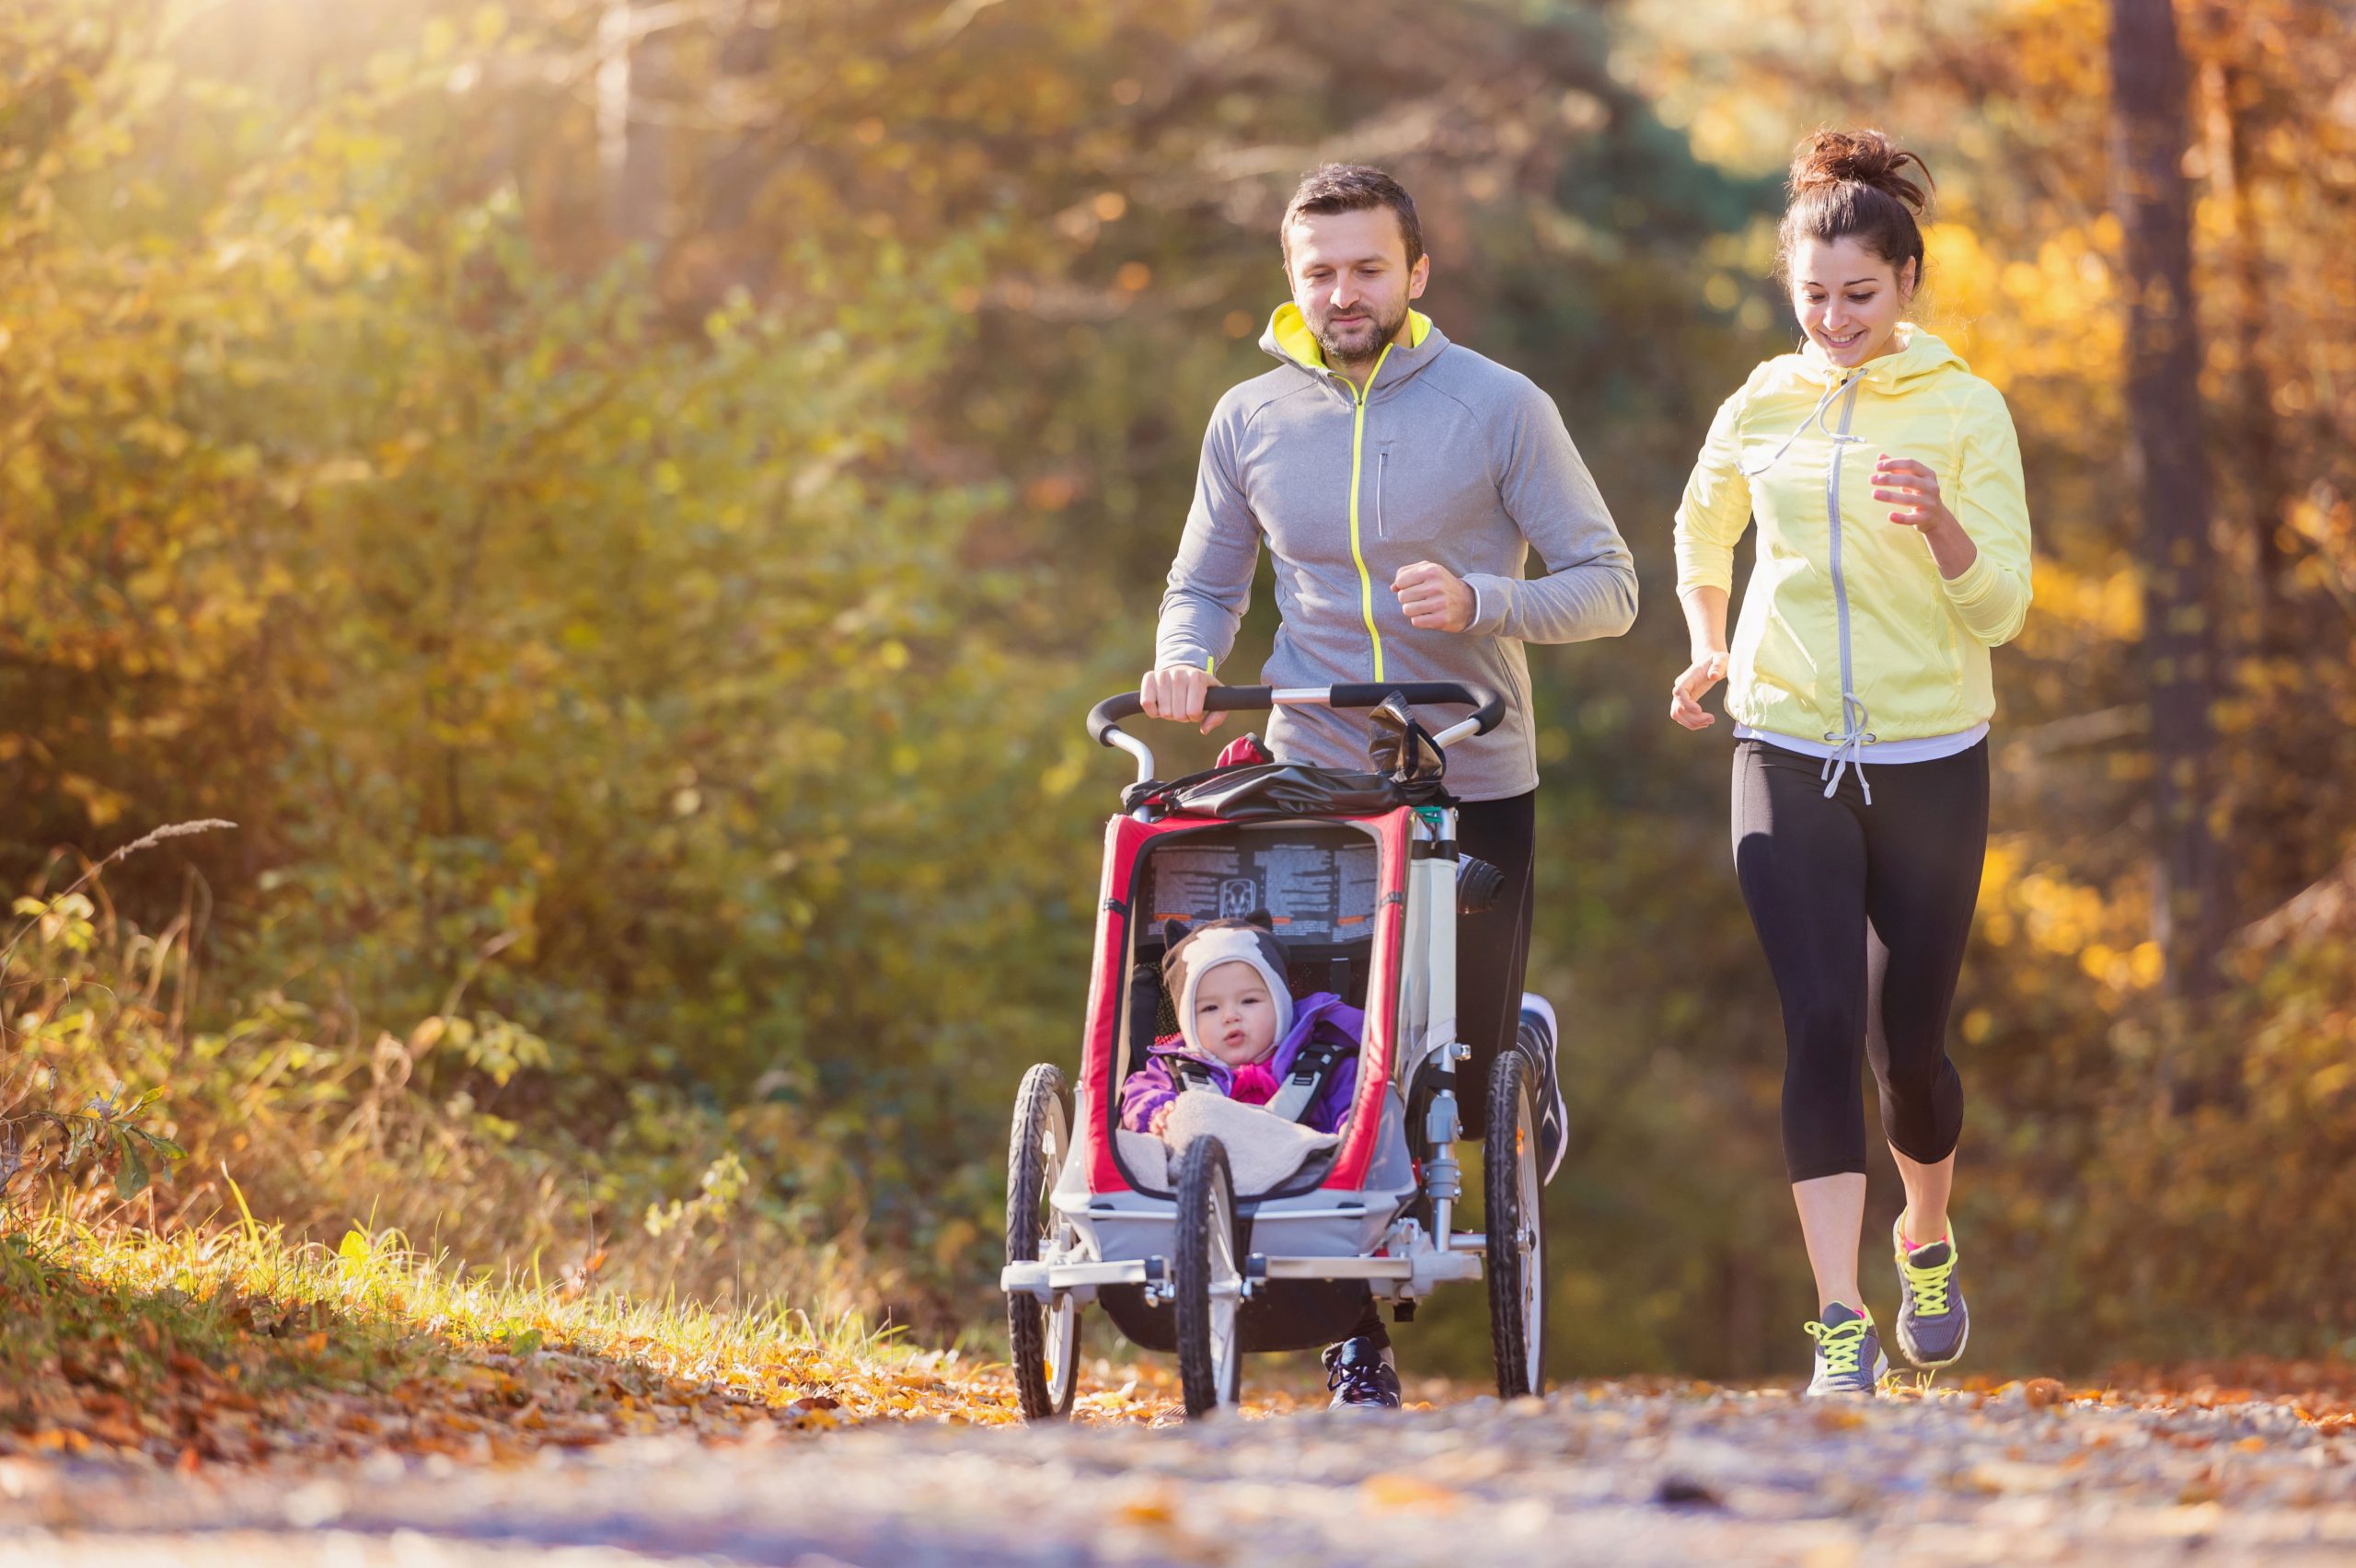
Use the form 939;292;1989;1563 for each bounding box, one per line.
1900;1247;1958;1316
1804;1313;1870;1375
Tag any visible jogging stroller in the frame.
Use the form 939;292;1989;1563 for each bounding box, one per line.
999;683;1548;1418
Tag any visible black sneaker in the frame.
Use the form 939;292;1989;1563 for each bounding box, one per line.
1322;1336;1402;1411
1518;994;1567;1183
1803;1303;1888;1397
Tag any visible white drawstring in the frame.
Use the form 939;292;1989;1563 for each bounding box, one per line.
1738;375;1850;480
1821;690;1877;804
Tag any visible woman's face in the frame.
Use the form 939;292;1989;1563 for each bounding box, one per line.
1193;961;1279;1066
1789;235;1915;367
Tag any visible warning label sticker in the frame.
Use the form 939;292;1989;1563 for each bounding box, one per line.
1143;836;1380;942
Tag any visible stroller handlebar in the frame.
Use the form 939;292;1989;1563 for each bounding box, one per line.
1086;682;1506;753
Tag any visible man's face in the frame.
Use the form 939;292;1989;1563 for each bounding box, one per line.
1284;207;1429;368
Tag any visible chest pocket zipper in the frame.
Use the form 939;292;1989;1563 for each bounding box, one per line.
1376;445;1392;538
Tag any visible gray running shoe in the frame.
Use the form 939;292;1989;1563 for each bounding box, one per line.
1804;1303;1888;1397
1892;1217;1969;1368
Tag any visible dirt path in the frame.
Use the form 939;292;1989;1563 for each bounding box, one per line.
9;1379;2356;1566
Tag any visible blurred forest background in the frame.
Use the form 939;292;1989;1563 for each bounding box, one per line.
4;0;2354;1378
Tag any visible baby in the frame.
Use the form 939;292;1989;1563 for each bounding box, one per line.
1118;916;1363;1137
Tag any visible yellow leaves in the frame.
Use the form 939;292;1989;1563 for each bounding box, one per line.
2019;561;2144;644
1924;222;2121;390
2077;940;2165;992
15;892;98;951
122;416;191;459
2307;1061;2356;1101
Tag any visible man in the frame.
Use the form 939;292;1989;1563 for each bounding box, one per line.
1140;164;1637;1407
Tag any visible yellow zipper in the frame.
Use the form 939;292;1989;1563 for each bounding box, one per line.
1346;344;1395;683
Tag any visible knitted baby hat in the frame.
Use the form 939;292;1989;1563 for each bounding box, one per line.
1161;916;1295;1057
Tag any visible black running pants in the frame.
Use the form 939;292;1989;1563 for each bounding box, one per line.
1453;790;1536;1141
1731;739;1986;1182
1349;789;1535;1352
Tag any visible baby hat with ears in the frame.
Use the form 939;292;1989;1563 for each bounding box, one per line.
1160;915;1294;1055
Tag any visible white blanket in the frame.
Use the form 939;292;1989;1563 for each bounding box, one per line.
1116;1092;1340;1194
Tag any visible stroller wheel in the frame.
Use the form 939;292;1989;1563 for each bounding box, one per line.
1484;1049;1548;1400
1007;1063;1080;1421
1173;1136;1243;1418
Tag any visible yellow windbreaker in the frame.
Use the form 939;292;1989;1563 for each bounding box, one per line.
1674;326;2032;767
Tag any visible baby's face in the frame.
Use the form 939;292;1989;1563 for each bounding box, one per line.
1193;961;1279;1066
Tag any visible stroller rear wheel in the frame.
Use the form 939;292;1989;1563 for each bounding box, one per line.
1007;1063;1080;1421
1484;1048;1548;1399
1173;1136;1243;1417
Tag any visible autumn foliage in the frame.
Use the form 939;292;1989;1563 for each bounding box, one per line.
3;0;2354;1390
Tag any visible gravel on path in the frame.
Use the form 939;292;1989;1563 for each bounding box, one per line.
6;1381;2356;1566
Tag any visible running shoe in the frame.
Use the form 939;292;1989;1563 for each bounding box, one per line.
1322;1336;1403;1411
1891;1217;1969;1368
1517;993;1568;1184
1804;1303;1888;1397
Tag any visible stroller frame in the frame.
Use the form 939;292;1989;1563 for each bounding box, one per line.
1000;684;1546;1418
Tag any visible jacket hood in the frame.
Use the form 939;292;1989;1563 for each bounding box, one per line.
1740;326;1976;486
1792;323;1969;390
1261;303;1446;393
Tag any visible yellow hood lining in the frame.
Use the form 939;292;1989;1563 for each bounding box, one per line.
1268;303;1432;370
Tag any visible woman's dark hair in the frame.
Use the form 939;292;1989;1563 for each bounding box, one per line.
1281;164;1425;272
1775;129;1934;290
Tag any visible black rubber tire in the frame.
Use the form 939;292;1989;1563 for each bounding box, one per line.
1485;1048;1547;1400
1006;1063;1079;1421
1173;1136;1242;1418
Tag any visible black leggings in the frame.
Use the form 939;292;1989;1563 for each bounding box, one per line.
1454;790;1536;1142
1731;739;1987;1183
1350;790;1535;1351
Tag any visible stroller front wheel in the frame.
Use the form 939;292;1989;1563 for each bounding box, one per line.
1007;1063;1080;1421
1173;1135;1243;1418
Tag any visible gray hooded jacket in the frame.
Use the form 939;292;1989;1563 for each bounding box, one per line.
1157;306;1636;801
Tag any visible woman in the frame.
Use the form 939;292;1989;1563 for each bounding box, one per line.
1669;130;2033;1395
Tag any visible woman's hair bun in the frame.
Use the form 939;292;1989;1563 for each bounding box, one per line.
1789;128;1934;214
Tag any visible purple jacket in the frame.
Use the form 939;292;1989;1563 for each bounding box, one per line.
1119;991;1364;1136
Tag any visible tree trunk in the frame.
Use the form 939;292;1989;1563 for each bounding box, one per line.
2109;0;2224;998
2198;53;2289;656
598;1;673;248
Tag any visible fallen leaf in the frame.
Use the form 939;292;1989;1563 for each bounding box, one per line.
1115;1491;1175;1526
1363;1472;1460;1511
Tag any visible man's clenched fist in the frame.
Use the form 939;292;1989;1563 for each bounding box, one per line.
1392;561;1475;632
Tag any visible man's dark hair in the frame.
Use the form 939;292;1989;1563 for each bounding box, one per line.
1280;164;1424;272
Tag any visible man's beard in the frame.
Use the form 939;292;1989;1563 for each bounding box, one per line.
1311;297;1408;368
